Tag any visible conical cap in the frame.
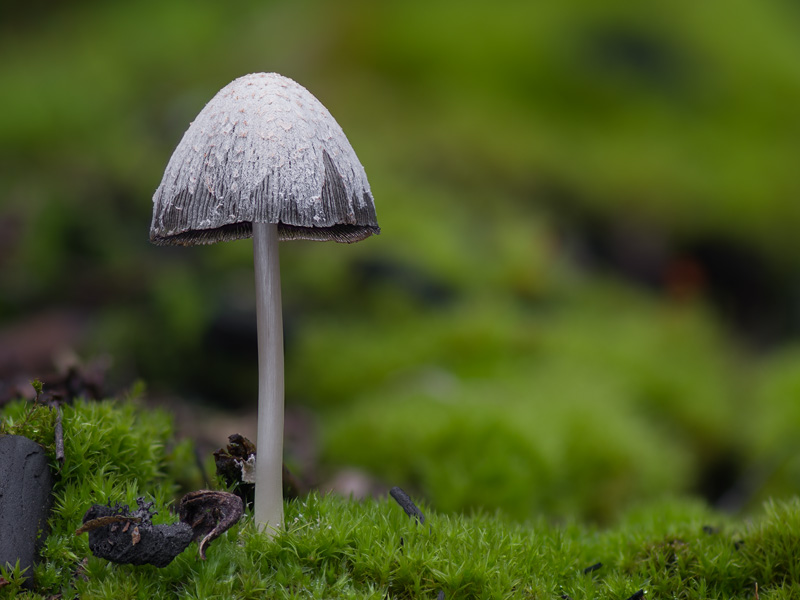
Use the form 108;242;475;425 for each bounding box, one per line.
150;73;379;245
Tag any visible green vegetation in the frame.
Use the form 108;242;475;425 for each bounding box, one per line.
3;4;800;595
3;0;800;397
313;278;736;521
1;398;799;599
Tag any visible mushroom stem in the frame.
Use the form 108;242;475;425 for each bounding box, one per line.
252;222;285;535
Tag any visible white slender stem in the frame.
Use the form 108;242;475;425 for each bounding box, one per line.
252;222;284;535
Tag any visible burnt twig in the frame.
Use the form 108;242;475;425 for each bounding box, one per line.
583;562;602;574
390;487;425;524
54;407;64;464
78;498;193;568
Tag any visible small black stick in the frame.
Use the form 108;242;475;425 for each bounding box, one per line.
702;525;718;535
583;562;602;574
390;487;425;524
625;590;645;600
55;407;65;464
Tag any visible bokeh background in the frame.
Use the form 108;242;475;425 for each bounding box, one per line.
2;0;800;524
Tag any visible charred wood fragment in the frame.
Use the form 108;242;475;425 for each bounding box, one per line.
80;498;192;568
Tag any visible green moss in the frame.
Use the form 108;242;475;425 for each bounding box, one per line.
0;396;199;597
314;278;748;522
2;398;800;599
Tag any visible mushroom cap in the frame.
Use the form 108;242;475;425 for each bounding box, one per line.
150;73;379;245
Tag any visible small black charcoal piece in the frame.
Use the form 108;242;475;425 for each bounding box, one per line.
80;498;193;567
213;434;256;507
583;562;603;574
179;490;244;559
390;487;425;524
0;435;54;588
54;408;65;464
625;590;645;600
214;434;304;505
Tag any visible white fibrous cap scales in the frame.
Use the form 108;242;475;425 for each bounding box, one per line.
150;72;379;245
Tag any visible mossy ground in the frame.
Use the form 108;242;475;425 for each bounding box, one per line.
2;397;799;599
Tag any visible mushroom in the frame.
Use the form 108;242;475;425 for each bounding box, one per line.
150;73;379;534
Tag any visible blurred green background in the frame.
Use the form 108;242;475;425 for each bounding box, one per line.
2;0;800;524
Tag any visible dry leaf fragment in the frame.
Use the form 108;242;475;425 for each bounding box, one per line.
75;515;141;536
179;490;244;560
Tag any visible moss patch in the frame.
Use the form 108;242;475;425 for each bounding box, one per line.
1;398;799;599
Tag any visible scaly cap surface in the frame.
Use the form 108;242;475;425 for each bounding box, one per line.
150;73;379;245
